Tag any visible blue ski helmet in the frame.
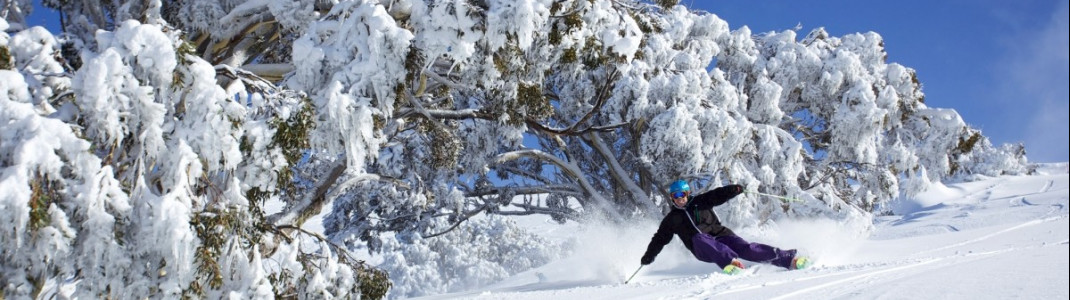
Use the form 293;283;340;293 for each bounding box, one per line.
668;180;690;194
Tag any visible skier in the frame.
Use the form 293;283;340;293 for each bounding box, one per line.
640;179;809;274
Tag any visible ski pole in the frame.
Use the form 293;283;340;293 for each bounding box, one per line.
745;191;803;203
624;265;644;284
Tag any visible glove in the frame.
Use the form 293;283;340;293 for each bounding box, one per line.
640;254;654;265
728;184;744;196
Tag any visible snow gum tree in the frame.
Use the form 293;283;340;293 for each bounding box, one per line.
1;9;387;300
2;0;1029;298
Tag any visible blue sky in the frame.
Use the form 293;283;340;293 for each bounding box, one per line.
688;0;1069;163
22;1;1069;163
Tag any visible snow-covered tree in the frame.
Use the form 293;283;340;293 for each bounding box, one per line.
3;0;1030;298
1;16;387;300
0;0;31;25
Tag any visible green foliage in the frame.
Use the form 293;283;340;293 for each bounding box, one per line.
187;206;262;296
898;101;915;123
189;209;237;294
955;130;983;155
581;37;608;69
0;46;12;70
550;1;584;45
60;41;82;71
564;12;583;28
271;98;314;190
549;1;588;62
910;71;925;103
488;82;555;128
395;82;408;108
630;14;655;61
403;45;424;86
633;12;661;34
357;266;392;300
262;237;391;299
172;39;198;87
244;188;272;225
949;130;983;175
561;47;578;64
493;44;519;75
430;126;462;169
273;98;314;164
266;270;296;298
176;39;197;65
655;0;679;10
28;176;60;231
516;83;553;121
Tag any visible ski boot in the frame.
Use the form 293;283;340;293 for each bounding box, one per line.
791;256;811;270
723;259;745;275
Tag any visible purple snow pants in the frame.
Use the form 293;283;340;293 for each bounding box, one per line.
691;233;796;269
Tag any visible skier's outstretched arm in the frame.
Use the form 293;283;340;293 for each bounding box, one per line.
691;184;744;210
640;217;673;265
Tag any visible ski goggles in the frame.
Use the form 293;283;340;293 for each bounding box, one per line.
671;191;688;199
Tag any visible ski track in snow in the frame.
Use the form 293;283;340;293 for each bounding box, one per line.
766;258;945;300
952;179;1004;201
698;267;873;298
799;241;1060;299
698;232;1067;300
909;215;1066;258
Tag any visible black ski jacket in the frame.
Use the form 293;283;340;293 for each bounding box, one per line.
641;185;743;262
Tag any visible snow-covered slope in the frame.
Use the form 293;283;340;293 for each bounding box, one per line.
412;163;1069;299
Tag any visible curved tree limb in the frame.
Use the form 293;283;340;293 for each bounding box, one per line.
464;184;583;198
267;159;347;227
489;149;621;220
584;131;655;211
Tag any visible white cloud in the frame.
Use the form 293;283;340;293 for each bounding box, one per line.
1003;0;1069;163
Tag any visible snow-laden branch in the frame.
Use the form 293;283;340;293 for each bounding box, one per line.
238;63;293;81
486;165;556;186
215;64;282;92
421;203;493;238
464;184;583;198
397;104;630;137
492;203;579;219
267;158;410;228
585;132;655;211
422;191;582;239
526;120;631;135
490;149;622;220
424;70;475;92
398;107;490;120
267;159;347;227
526;69;623;136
